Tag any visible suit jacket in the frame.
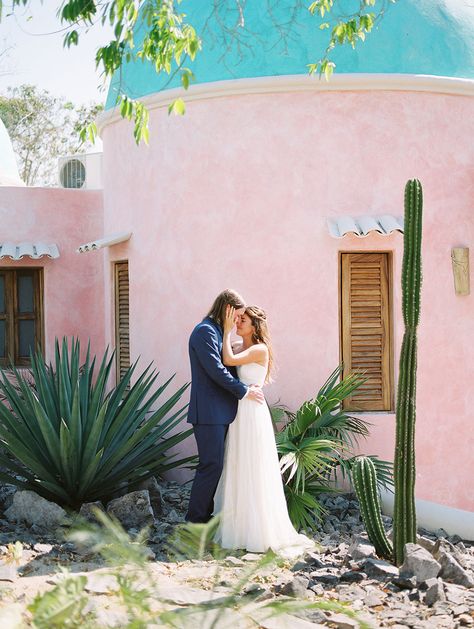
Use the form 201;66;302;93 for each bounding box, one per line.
187;317;248;424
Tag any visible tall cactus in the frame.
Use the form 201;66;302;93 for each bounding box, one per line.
393;179;423;565
353;457;393;561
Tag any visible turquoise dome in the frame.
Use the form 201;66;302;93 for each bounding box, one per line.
106;0;474;109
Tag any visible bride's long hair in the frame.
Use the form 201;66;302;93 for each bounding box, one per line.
245;306;275;384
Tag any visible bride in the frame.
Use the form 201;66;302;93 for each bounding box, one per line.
213;305;314;557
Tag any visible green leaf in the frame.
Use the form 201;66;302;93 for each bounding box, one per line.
168;98;186;116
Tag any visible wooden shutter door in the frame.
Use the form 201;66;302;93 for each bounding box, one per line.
341;253;393;411
115;262;130;382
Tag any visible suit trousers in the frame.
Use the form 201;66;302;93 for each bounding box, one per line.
185;423;228;523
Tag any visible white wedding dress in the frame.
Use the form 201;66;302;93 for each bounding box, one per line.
214;362;314;557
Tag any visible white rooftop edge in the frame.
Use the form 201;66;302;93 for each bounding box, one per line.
77;232;132;253
327;215;404;238
0;242;60;260
98;73;474;134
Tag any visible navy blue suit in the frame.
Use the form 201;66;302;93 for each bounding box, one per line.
186;317;247;523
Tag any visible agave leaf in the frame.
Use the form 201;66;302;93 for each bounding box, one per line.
99;383;189;476
106;411;191;479
0;431;61;487
30;352;60;429
78;449;104;496
83;349;113;435
29;394;62;466
59;419;76;492
80;399;109;472
69;384;82;459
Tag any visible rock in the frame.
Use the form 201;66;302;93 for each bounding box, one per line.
242;582;271;599
280;576;310;598
392;574;417;589
0;561;17;581
5;491;67;529
424;577;446;606
417;535;437;553
0;484;17;512
325;613;359;629
79;501;106;523
253;612;325;629
310;572;339;586
444;582;468;604
340;570;366;583
437;550;474;588
291;560;310;572
33;543;53;554
224;556;245;567
302;550;324;565
362;558;399;579
348;538;376;561
400;543;441;582
435;528;449;539
85;573;120;594
241;553;261;561
135;476;163;516
165;508;181;524
309;582;324;596
106;490;155;529
364;591;386;607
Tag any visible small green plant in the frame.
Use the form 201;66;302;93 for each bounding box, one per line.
0;337;195;508
273;366;393;531
353;456;393;561
28;573;95;628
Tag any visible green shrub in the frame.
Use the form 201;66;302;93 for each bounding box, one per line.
273;366;393;531
0;337;194;509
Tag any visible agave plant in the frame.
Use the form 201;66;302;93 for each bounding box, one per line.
0;338;194;509
273;366;393;531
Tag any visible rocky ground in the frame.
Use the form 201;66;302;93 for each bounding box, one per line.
0;482;473;628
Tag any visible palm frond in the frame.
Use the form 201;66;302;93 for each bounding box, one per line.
333;454;394;492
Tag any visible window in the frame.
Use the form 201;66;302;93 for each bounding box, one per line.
114;261;130;382
0;268;44;366
340;252;393;411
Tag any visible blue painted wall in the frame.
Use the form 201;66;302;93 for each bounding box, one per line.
106;0;474;109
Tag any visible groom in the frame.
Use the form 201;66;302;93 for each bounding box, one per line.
185;288;265;523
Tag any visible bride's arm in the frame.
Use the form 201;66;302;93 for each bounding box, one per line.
222;307;268;366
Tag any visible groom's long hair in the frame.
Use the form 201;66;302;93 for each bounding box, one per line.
207;289;245;330
246;306;275;384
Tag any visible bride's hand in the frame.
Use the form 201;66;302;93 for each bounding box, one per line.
224;305;235;334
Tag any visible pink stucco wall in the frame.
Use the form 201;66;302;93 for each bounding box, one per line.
101;89;474;512
0;187;105;358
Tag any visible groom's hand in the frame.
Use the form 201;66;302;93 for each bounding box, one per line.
246;384;265;404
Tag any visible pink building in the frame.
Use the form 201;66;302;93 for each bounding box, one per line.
1;0;473;538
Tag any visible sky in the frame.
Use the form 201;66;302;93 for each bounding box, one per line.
0;0;113;105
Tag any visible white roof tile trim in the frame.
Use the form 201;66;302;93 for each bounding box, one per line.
77;231;132;253
0;242;60;259
327;215;404;238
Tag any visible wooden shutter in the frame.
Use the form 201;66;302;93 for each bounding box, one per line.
0;268;43;367
340;253;393;411
114;262;130;382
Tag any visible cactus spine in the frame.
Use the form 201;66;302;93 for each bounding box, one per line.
353;457;393;561
393;179;423;565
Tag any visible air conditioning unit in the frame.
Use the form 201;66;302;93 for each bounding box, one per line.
58;152;103;190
